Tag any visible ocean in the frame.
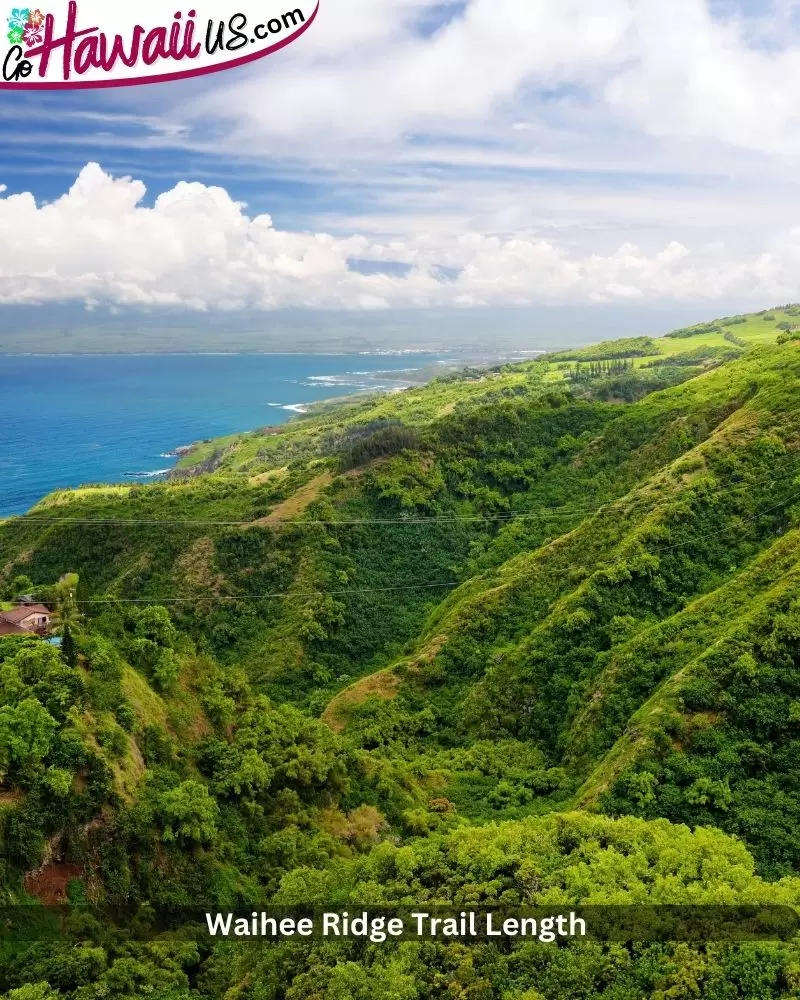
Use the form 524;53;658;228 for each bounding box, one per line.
0;352;450;517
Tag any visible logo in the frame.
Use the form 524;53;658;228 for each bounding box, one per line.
1;1;318;89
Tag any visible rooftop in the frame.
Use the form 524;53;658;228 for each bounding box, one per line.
1;604;51;625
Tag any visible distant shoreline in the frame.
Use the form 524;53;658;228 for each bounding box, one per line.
0;350;444;358
0;349;546;359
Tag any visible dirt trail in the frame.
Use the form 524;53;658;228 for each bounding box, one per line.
252;472;333;526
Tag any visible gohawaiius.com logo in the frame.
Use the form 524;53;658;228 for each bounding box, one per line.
1;1;318;89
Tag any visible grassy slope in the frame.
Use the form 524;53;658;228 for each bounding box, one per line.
3;305;800;877
165;304;795;478
307;340;800;871
170;367;542;477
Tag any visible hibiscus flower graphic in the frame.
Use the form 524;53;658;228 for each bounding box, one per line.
22;20;41;45
6;25;23;44
27;7;44;26
6;8;30;31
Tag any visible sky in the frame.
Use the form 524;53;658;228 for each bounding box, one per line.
3;0;800;343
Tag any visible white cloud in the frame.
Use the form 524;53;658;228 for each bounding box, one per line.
185;0;634;150
7;1;800;278
98;0;795;279
604;0;800;156
1;162;799;312
179;0;800;160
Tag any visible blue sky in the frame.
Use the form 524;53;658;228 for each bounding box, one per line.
2;0;800;339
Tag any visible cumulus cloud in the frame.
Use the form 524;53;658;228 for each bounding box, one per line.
8;1;800;302
603;1;800;156
1;163;799;312
113;0;800;283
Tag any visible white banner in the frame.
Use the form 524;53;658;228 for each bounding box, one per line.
1;1;317;88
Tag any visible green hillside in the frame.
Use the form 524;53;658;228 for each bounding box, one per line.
2;308;800;998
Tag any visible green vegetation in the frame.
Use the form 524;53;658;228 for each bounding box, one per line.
2;307;800;996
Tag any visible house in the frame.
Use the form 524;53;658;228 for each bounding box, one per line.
0;619;27;637
0;603;53;636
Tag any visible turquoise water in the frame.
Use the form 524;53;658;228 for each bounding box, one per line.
0;353;447;516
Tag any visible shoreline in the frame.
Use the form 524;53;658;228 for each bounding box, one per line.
0;349;531;517
0;349;459;358
0;349;544;360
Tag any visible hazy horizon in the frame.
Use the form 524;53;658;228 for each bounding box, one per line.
0;301;759;354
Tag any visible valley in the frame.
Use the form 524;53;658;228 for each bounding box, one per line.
2;307;800;998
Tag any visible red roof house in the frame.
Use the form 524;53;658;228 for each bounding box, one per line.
0;619;27;636
0;604;52;636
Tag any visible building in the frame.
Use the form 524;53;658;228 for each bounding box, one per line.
0;603;53;636
0;619;27;637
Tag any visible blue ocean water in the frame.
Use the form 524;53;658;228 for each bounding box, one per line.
0;353;447;516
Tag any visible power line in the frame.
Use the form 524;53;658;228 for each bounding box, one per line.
17;509;641;527
638;487;800;554
6;378;800;549
13;461;800;529
75;581;460;605
29;394;800;607
73;486;800;606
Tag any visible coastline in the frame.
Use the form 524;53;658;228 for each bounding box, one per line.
0;349;458;358
0;348;544;360
0;350;502;517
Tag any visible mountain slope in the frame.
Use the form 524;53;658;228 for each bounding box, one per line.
2;316;800;998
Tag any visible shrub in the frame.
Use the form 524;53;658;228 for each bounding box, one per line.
338;422;422;470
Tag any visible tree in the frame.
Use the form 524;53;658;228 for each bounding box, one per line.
158;781;219;844
0;697;58;782
4;985;59;1000
127;606;181;690
212;745;274;801
61;626;77;668
132;606;178;647
152;648;180;692
7;575;34;601
52;573;82;633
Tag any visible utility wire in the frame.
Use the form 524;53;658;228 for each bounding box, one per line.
11;380;800;612
14;461;800;528
9;380;800;530
75;582;460;605
73;486;800;606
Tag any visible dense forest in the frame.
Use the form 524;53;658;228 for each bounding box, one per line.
2;309;800;997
